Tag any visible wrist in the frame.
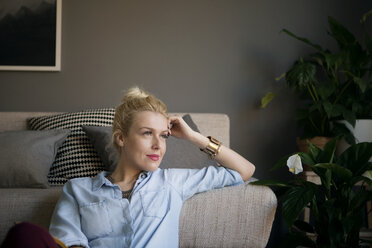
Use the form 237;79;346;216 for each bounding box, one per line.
189;131;209;149
200;136;222;159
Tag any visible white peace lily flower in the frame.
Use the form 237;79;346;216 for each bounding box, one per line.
362;170;372;180
286;154;303;174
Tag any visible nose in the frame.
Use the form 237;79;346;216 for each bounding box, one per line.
151;136;162;150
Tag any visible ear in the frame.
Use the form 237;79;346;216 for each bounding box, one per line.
115;132;125;147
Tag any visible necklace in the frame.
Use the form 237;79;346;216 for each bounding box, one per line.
106;175;134;200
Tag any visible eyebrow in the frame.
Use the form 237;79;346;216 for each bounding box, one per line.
140;127;169;133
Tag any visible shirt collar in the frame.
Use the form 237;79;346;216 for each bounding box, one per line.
92;171;111;191
92;170;151;191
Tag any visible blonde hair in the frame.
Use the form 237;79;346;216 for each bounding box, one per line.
112;87;168;154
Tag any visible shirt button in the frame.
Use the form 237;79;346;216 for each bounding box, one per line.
141;174;145;179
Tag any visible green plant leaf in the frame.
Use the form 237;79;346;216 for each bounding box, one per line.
323;101;333;119
298;152;315;166
328;216;350;246
282;29;323;52
328;16;356;48
350;190;372;212
354;76;368;93
317;82;335;100
330;104;344;118
304;141;321;162
344;71;368;93
282;184;316;227
249;179;291;187
324;168;332;194
309;101;322;113
322;51;342;71
260;92;275;108
314;163;353;181
322;198;338;220
322;102;344;119
341;211;362;235
275;73;286;81
338;142;372;175
318;138;338;163
286;59;317;90
312;53;324;67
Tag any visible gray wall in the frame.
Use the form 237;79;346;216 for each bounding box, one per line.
0;0;371;245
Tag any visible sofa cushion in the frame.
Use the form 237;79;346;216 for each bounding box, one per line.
0;130;70;188
81;125;117;172
82;114;219;172
27;109;115;186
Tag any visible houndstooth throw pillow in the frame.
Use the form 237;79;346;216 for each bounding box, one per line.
28;108;115;186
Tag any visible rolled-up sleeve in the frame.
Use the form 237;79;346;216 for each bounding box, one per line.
165;166;244;201
49;181;89;248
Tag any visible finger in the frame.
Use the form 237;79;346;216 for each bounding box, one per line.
169;117;183;128
169;116;181;123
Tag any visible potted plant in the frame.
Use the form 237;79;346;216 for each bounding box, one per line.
251;140;372;247
261;11;372;151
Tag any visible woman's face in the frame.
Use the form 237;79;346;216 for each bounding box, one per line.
119;111;169;172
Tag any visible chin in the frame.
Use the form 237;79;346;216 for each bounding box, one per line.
143;159;162;172
144;164;160;172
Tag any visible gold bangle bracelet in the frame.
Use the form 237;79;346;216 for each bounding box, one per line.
200;136;222;159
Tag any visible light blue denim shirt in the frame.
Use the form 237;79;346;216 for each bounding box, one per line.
49;166;243;248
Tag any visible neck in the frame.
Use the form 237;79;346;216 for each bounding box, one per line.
110;156;141;190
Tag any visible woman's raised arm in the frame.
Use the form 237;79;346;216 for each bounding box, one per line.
168;116;255;181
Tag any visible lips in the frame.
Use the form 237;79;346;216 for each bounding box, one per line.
147;154;160;161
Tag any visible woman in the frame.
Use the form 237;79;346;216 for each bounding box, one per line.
48;87;255;248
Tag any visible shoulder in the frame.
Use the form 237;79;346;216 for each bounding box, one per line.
67;176;93;187
62;176;95;195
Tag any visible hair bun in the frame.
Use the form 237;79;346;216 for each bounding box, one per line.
122;87;149;102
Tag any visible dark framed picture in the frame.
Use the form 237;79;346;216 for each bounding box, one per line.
0;0;62;71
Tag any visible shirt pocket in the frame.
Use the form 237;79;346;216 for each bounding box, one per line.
79;200;113;240
140;187;169;218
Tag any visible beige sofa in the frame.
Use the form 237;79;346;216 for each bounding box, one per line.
0;112;277;247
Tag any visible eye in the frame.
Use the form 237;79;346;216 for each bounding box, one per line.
161;133;169;139
143;131;152;136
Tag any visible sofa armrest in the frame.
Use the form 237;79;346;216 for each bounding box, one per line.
179;180;277;248
0;188;63;243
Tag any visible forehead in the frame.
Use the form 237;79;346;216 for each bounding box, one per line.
132;111;168;130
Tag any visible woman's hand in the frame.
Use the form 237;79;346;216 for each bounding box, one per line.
168;116;196;141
